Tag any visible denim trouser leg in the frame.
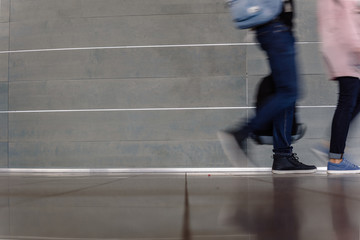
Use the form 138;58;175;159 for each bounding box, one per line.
329;77;360;159
250;21;298;154
273;105;295;152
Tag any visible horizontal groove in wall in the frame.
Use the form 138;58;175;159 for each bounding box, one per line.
0;167;328;174
0;105;336;114
0;42;320;54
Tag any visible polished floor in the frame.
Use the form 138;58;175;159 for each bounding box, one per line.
0;171;359;240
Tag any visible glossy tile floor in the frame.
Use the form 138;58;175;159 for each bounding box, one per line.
0;172;359;240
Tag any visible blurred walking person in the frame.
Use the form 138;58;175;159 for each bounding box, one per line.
218;0;317;174
316;0;360;173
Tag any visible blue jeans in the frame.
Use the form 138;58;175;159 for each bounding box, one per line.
250;21;298;154
330;77;360;159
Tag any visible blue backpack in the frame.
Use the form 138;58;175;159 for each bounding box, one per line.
226;0;284;29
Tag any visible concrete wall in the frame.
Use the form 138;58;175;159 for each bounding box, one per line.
0;0;355;169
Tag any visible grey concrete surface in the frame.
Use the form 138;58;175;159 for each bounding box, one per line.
9;47;246;81
9;110;247;142
10;14;242;50
10;0;228;21
9;76;246;110
0;0;352;168
9;140;230;168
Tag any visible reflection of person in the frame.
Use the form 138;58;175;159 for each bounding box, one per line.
222;177;300;240
329;178;359;240
218;0;316;174
317;0;360;173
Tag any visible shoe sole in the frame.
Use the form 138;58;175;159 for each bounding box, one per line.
217;131;246;167
272;169;317;174
327;170;360;174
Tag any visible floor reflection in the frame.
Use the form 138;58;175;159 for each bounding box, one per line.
221;175;360;240
222;177;300;240
329;177;359;240
1;173;360;239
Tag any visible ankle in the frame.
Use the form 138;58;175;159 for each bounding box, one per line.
329;158;343;164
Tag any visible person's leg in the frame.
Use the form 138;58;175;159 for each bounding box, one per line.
349;79;360;121
328;77;360;174
220;22;298;140
272;105;294;152
272;105;316;174
217;22;296;160
249;23;298;134
330;77;360;158
218;20;316;172
256;22;295;155
254;21;315;174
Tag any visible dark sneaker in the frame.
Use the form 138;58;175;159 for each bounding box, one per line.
217;128;249;167
272;153;317;174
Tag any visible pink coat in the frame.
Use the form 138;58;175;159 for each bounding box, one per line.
317;0;360;79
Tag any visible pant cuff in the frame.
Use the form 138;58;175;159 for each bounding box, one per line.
273;147;293;155
329;152;343;159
